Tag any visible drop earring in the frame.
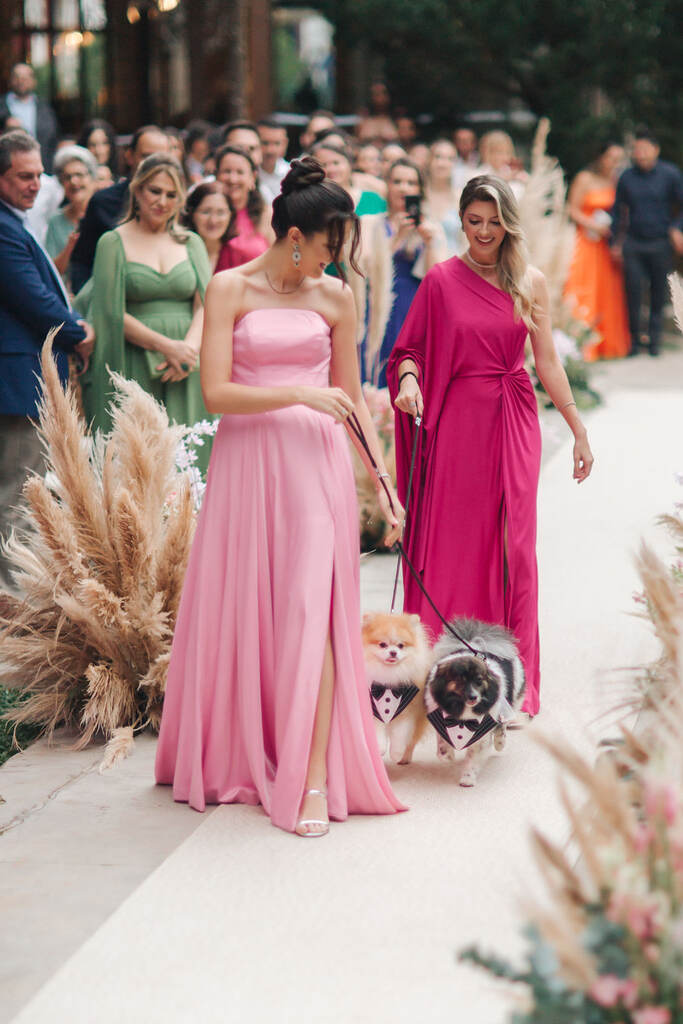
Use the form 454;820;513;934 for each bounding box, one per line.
292;242;302;268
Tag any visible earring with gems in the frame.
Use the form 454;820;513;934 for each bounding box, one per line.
292;242;302;268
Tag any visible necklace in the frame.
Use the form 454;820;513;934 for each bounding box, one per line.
265;270;304;295
465;250;499;271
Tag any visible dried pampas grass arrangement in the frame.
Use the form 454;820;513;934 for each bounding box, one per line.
0;331;195;765
518;117;576;321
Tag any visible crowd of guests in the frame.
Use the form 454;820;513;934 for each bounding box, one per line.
1;62;683;590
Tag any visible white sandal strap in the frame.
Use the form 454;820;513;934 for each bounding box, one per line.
303;788;327;798
297;819;328;828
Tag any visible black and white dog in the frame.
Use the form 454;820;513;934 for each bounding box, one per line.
424;617;526;787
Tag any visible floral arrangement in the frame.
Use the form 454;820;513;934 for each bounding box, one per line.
519;117;602;410
351;384;397;551
174;418;219;510
0;333;197;769
459;276;683;1021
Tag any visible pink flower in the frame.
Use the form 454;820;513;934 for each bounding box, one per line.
633;823;656;852
644;779;680;826
632;1008;671;1024
620;980;639;1008
590;975;623;1008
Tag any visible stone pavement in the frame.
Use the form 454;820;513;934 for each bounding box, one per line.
2;344;682;1023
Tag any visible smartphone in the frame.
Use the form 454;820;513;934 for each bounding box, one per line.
405;194;421;225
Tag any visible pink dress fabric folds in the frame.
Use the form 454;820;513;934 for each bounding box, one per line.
387;258;542;715
155;308;405;831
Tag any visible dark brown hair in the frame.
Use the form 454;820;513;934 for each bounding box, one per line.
180;180;231;244
214;143;265;237
271;157;361;280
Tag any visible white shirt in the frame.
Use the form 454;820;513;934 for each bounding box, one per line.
259;158;290;204
25;174;64;245
6;92;37;137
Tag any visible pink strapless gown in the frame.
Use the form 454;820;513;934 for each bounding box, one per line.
154;308;406;832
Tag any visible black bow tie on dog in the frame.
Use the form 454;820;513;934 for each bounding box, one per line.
427;708;498;749
369;682;419;723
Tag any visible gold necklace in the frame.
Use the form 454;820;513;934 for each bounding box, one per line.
465;249;499;271
265;270;305;295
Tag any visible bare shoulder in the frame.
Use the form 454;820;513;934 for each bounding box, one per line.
320;274;355;325
205;267;246;311
572;169;593;189
528;265;550;301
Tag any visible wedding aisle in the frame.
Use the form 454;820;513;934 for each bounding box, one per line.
7;354;683;1024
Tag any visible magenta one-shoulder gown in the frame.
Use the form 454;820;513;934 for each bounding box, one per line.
387;258;542;715
155;308;405;832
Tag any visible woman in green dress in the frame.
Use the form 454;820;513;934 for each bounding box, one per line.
81;153;211;451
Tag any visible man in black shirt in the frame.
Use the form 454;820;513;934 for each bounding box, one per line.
611;128;683;356
69;125;168;292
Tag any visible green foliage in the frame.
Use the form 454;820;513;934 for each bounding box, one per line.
306;0;683;175
0;687;41;767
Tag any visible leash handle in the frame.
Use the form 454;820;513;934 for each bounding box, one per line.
391;415;421;614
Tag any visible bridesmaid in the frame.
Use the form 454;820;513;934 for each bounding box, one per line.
388;175;594;717
564;141;630;361
155;158;406;836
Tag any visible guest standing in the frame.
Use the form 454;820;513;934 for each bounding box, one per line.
361;158;445;387
611;128;683;357
155;157;406;836
183;120;213;184
81;154;211;455
257;118;290;200
425;138;462;256
0;131;93;592
180;180;231;272
478;131;527;201
388;175;594;717
564;142;629;360
452;126;480;193
69;125;169;292
214;145;271;271
313;141;386;216
77;119;119;178
0;64;58;173
45;145;98;291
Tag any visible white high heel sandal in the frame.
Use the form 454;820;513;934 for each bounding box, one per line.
295;788;329;838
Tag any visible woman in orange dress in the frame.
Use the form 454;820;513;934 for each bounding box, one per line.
565;142;630;361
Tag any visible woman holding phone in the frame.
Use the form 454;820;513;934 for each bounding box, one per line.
358;158;445;386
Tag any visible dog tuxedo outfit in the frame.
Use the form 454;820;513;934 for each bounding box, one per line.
370;682;420;724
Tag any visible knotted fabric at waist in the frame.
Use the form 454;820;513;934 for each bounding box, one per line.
126;299;193;319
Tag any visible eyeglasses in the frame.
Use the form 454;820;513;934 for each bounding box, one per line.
61;170;89;183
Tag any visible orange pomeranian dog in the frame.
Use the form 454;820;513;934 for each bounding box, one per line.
361;612;432;765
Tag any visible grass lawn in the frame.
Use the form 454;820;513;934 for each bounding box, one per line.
0;687;41;768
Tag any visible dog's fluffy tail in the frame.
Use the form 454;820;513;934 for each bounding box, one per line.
434;617;520;661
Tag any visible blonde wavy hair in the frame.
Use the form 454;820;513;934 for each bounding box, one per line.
459;174;537;330
121;153;189;241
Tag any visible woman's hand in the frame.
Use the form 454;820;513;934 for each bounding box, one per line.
394;374;424;418
377;484;404;548
156;338;199;382
573;431;594;483
417;218;438;246
299;386;355;423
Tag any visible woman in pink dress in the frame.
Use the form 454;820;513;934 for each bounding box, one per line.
387;175;594;717
155;158;406;836
214;144;272;271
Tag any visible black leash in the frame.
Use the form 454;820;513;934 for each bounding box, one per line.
390;413;421;613
347;411;481;658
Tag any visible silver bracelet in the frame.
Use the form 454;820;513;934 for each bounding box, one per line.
377;471;391;479
560;400;577;410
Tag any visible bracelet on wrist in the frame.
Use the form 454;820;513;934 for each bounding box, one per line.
560;400;577;411
399;370;418;388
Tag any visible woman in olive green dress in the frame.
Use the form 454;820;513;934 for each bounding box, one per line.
81;154;212;457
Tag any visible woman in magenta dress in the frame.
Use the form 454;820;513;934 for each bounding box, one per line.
214;144;272;271
387;175;594;716
155;158;406;836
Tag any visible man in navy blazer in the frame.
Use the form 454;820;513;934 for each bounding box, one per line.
0;129;94;592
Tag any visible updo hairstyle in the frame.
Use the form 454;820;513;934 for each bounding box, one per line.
272;156;361;280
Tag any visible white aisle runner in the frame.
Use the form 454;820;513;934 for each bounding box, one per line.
12;387;683;1024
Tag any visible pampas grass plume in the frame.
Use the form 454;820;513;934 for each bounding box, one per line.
0;331;196;760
